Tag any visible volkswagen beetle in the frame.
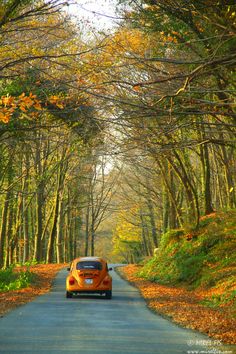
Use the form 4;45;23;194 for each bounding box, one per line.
66;257;112;299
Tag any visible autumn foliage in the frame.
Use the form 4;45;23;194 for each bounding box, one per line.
119;264;236;344
1;92;68;123
116;210;236;344
0;264;65;317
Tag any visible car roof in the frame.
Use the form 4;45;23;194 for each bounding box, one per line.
72;256;106;263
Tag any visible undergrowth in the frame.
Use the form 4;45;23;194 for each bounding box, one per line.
0;266;35;291
138;210;236;307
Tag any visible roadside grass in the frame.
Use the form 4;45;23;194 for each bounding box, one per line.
0;266;36;292
0;264;66;317
138;210;236;310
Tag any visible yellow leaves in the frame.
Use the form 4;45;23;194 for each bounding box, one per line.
48;95;58;104
48;95;64;109
77;76;87;85
31;47;44;56
159;31;178;43
195;22;204;33
1;95;14;106
33;102;42;111
56;102;64;109
109;28;152;56
77;29;157;97
113;207;142;243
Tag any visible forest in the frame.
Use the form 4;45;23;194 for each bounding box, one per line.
0;0;235;267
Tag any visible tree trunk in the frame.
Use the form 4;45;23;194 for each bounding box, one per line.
146;196;158;248
46;155;66;263
203;142;214;215
162;186;170;233
145;176;158;247
4;198;14;268
23;151;30;263
34;136;44;262
168;151;200;227
9;191;23;264
0;159;13;268
56;199;64;263
84;204;90;256
46;191;60;263
90;223;95;256
168;166;178;229
157;159;183;229
220;143;236;208
73;216;77;259
67;205;73;261
0;191;10;268
139;209;150;256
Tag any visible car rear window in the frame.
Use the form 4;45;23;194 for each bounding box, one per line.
76;261;103;270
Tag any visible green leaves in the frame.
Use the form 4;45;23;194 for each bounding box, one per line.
0;267;35;291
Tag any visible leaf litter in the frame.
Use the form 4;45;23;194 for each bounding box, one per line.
119;264;236;345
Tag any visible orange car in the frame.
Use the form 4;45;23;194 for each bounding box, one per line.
66;256;112;299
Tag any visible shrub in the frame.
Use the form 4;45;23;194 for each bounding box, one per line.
138;210;236;292
0;267;35;292
160;229;184;248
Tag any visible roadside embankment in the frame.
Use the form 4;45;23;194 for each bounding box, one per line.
117;210;236;344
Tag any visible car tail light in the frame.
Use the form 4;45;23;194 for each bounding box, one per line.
69;277;75;285
103;279;109;285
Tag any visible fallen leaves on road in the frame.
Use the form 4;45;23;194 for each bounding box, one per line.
0;264;66;317
119;264;236;345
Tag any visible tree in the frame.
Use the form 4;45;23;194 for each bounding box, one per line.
82;147;119;256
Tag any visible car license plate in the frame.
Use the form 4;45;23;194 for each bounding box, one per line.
85;279;93;285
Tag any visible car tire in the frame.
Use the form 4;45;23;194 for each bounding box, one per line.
105;290;112;299
66;291;73;298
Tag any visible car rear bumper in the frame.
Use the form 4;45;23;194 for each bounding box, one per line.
68;289;111;295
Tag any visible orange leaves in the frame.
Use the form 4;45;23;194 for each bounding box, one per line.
33;101;42;111
0;264;65;317
0;111;11;123
133;84;141;92
0;92;69;124
159;31;178;44
120;265;236;345
19;92;39;111
0;109;12;123
0;95;16;123
0;92;43;123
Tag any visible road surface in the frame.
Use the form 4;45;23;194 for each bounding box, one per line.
0;266;235;354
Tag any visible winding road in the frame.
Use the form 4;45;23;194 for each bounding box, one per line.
0;266;234;354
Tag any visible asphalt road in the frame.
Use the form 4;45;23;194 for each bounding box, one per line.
0;266;235;354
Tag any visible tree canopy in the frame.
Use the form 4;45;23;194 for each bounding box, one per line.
0;0;235;265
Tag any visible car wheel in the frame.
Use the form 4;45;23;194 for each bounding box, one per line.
105;290;112;299
66;291;73;298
